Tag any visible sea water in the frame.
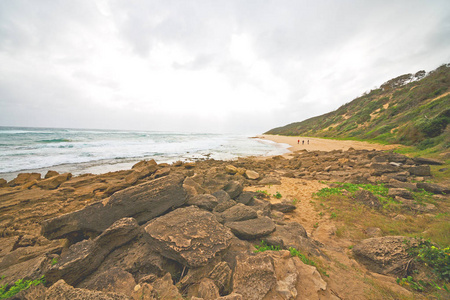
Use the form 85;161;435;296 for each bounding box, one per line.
0;127;289;181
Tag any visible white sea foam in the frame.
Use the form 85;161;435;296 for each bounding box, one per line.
0;127;289;180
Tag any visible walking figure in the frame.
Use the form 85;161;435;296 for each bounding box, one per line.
302;140;304;145
297;140;299;144
307;140;309;145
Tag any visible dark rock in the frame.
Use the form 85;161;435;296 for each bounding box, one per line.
0;178;7;187
223;181;243;199
144;206;233;268
225;217;276;240
409;165;431;176
413;157;444;165
352;236;419;277
213;190;232;203
213;199;237;213
235;191;256;205
416;182;450;194
387;179;417;191
370;163;400;176
388;188;414;199
187;194;219;211
353;190;382;209
45;218;140;286
232;252;276;300
42;174;187;241
267;223;324;257
220;204;258;223
249;199;271;217
271;200;296;213
46;279;128;300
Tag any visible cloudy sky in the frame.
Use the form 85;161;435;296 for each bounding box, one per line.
1;1;449;134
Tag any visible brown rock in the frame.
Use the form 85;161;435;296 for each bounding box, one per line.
225;217;276;240
44;170;60;179
46;279;128;300
416;182;450;194
197;278;220;300
352;236;419;277
0;178;7;187
244;170;259;180
223;181;243;199
187;194;219;211
36;173;72;190
42;174;187;240
353;190;382;209
388;188;414;199
271;200;296;213
144;206;233;268
79;267;136;296
232;252;276;300
220;203;258;223
45;218;140;286
8;173;41;187
409;165;431;176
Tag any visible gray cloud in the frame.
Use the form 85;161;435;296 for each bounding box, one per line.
0;0;449;134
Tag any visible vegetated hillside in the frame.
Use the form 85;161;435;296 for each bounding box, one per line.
266;64;450;152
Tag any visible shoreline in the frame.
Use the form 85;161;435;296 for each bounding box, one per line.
257;134;398;153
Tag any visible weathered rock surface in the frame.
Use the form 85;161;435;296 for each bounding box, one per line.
388;188;414;199
144;206;233;267
353;190;382;209
225;217;276;240
232;252;276;300
46;279;129;300
36;173;72;190
244;170;260;180
7;173;41;187
223;181;243;199
78;267;136;296
271;200;296;213
187;194;219;211
220;203;258;223
46;218;139;286
353;236;419;277
235;191;256;205
409;165;431;176
412;157;444;165
42;174;187;240
416;182;450;194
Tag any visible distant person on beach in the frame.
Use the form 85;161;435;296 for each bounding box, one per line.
302;140;304;145
308;140;309;145
298;139;299;144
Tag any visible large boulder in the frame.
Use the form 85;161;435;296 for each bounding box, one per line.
412;157;444;165
409;165;431;176
41;174;187;241
370;163;400;176
187;194;219;211
223;181;243;199
416;182;450;194
45;218;140;286
220;203;258;223
271;200;296;213
235;191;256;205
78;267;136;296
232;252;276;300
225;217;276;240
352;236;419;277
8;173;41;187
144;206;233;268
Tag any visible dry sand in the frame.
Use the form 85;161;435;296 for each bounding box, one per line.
258;134;398;153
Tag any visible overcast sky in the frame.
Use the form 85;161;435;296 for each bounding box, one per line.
1;1;449;134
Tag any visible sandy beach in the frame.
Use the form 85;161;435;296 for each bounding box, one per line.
258;134;398;153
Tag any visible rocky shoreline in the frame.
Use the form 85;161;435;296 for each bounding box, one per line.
0;148;448;299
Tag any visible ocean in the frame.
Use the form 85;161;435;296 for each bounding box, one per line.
0;127;289;181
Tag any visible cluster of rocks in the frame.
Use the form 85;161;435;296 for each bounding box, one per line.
0;149;448;299
1;168;331;299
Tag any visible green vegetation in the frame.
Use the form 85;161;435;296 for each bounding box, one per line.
265;64;450;154
396;239;449;295
0;276;45;299
313;182;450;247
273;191;282;199
253;240;281;253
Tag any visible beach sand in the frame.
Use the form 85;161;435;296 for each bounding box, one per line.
258;134;398;153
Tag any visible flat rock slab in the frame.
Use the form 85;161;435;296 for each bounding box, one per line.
220;203;258;223
225;217;276;240
352;236;419;277
42;174;187;240
46;218;139;286
144;206;233;268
